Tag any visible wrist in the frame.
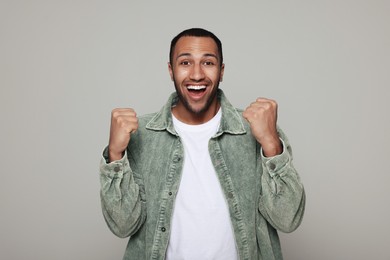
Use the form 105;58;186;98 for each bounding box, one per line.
259;136;282;157
108;147;124;162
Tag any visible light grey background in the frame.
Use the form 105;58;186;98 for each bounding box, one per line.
1;0;389;259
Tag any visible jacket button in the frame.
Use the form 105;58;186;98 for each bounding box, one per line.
114;166;121;172
161;227;166;232
269;163;276;171
228;192;233;199
168;192;172;196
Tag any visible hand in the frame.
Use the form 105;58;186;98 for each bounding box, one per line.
242;98;282;157
108;108;139;162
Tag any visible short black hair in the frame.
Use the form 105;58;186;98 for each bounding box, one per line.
169;28;223;67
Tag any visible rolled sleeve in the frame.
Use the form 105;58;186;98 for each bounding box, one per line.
100;147;127;176
99;147;145;238
260;139;291;177
258;132;305;233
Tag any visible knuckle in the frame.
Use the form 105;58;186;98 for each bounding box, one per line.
119;120;127;128
111;109;119;117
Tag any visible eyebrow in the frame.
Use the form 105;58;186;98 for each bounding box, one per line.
176;53;219;60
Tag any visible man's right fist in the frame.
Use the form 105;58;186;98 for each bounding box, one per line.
108;108;139;162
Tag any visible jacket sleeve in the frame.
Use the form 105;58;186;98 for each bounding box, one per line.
99;147;146;238
257;128;305;233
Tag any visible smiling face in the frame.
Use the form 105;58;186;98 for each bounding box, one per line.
169;36;225;124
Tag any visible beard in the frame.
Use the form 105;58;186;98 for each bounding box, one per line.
173;78;220;115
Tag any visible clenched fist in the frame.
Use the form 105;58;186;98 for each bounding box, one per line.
108;108;139;162
242;98;282;157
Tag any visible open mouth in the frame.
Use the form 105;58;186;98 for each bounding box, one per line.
186;85;207;93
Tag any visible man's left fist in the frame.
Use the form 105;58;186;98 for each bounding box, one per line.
242;98;282;157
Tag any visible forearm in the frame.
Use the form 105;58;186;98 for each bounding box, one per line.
258;133;305;233
260;135;283;157
99;148;146;238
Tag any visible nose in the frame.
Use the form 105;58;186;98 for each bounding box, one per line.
189;63;205;81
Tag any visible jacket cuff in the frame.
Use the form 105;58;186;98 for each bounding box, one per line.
100;147;128;178
261;138;290;177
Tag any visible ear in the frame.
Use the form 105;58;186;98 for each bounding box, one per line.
168;62;174;81
219;63;225;82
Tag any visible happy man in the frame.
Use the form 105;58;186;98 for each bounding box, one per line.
100;28;305;260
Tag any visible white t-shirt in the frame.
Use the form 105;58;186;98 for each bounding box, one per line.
166;109;238;260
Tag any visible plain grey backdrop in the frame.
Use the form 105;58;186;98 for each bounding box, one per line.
1;0;389;259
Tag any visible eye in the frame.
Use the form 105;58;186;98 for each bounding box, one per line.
203;60;216;66
180;60;190;66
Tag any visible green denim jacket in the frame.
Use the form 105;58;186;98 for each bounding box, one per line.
100;90;305;260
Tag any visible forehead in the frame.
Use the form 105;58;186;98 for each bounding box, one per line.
173;36;219;58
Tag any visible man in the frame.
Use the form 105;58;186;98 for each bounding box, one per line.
100;28;305;260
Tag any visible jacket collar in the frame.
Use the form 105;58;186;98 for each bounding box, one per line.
146;89;246;136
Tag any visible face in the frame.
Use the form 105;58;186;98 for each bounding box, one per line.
168;36;225;124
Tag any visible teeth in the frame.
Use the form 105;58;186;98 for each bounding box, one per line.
187;85;206;90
